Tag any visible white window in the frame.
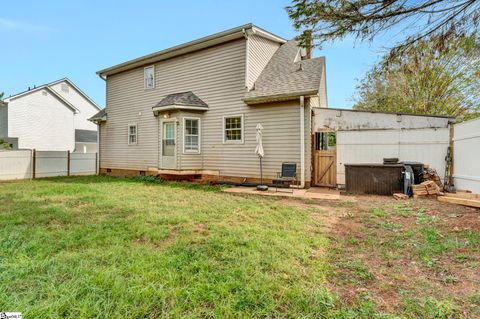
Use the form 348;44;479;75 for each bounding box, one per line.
223;115;243;143
144;66;155;89
128;124;137;145
183;118;200;153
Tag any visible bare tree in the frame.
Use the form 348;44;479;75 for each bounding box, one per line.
286;0;480;55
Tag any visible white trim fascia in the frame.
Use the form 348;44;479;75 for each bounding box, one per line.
127;123;138;145
251;26;287;44
152;104;208;113
97;24;286;76
3;84;49;102
182;116;201;154
49;78;102;110
45;87;80;113
245;33;250;89
5;78;101;111
6;85;80;114
144;65;155;90
222;114;245;144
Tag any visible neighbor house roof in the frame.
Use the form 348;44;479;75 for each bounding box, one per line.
88;108;107;123
3;78;101;110
152;91;208;113
97;23;286;77
243;40;325;104
75;129;97;143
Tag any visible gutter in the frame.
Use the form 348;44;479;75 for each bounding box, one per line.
243;90;318;105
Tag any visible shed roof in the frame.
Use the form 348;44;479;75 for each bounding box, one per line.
156;91;208;108
244;40;325;104
88;108;107;122
75;129;97;143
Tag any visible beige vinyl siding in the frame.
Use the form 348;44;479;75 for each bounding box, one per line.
203;100;303;180
102;39;246;171
246;34;281;90
101;36;312;184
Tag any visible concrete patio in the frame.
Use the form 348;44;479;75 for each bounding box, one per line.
223;186;354;201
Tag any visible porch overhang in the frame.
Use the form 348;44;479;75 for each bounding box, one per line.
152;104;208;115
153;91;208;115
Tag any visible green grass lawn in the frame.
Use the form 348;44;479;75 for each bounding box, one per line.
0;176;332;318
0;176;478;318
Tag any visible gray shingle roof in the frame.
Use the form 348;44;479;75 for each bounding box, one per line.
156;91;208;108
75;129;97;143
88;108;107;122
244;40;324;103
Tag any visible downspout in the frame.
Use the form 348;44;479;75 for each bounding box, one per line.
96;73;106;174
97;122;100;174
300;96;305;188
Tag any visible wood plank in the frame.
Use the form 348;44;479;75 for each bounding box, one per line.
438;196;480;208
444;192;480;200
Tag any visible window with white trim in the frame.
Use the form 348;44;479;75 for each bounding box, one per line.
144;66;155;89
128;124;137;145
184;118;200;153
224;115;243;143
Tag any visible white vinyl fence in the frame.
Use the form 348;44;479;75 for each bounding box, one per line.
454;117;480;193
0;150;33;180
336;128;450;185
0;150;97;181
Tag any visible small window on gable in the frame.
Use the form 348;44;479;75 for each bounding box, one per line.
61;83;69;93
224;115;243;143
128;124;137;145
144;66;155;89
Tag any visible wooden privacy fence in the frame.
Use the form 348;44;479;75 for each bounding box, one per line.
0;150;97;181
313;149;336;187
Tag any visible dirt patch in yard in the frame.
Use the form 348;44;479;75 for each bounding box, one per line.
282;194;480;317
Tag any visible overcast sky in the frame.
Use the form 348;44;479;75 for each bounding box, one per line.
1;0;393;108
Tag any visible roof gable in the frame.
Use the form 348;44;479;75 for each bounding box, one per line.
244;40;325;104
4;78;101;111
97;24;286;77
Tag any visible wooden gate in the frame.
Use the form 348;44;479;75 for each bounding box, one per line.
313;132;337;187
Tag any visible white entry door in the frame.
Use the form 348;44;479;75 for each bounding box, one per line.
162;121;176;169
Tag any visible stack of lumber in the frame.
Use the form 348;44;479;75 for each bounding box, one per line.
393;193;409;200
412;181;441;198
438;191;480;208
422;166;442;187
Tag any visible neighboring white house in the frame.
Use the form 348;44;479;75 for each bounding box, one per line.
2;78;101;152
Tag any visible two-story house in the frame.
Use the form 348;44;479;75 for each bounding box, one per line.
2;78;101;152
90;24;327;187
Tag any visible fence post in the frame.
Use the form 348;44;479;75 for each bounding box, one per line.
95;152;98;175
32;149;36;179
67;150;70;176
